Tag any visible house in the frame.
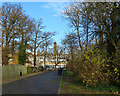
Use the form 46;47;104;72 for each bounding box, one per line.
8;51;19;65
8;42;67;68
26;52;67;69
38;55;66;68
7;50;67;68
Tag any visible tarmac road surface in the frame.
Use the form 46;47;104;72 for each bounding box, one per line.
2;71;61;94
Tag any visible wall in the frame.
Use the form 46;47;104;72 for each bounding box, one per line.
2;64;27;80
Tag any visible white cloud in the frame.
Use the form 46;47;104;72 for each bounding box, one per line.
48;2;68;13
42;2;71;16
42;5;50;9
53;14;59;17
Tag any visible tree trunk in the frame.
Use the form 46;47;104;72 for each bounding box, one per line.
85;22;88;51
34;33;37;68
34;48;36;68
44;50;46;69
34;40;36;68
77;27;82;51
5;33;9;65
12;32;15;55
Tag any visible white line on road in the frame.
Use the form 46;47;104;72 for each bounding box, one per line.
58;74;62;94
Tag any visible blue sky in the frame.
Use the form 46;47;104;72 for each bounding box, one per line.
10;2;71;46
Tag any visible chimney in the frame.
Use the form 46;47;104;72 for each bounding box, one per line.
54;42;56;56
37;49;40;55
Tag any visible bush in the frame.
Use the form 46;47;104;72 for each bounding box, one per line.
27;66;34;74
112;44;120;86
27;66;44;74
38;66;44;71
67;48;111;87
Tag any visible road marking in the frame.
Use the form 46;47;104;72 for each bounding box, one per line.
58;74;62;94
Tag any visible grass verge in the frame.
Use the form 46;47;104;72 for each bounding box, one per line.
59;70;120;95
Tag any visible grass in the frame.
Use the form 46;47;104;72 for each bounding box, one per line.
59;70;120;95
61;79;65;88
90;84;119;93
71;80;120;94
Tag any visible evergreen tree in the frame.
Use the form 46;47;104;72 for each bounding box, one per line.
18;40;27;65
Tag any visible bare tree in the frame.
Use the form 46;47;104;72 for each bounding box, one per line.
63;3;83;51
40;39;53;68
2;3;24;65
32;19;55;68
62;32;78;61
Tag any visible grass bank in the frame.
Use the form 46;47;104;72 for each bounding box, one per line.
59;70;120;95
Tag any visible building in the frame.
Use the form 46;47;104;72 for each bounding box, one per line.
8;42;67;68
38;55;66;68
26;52;67;69
26;42;67;68
8;51;19;65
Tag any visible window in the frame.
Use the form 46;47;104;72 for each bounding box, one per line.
40;61;43;63
40;57;43;59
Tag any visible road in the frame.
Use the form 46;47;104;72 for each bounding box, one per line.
2;71;61;94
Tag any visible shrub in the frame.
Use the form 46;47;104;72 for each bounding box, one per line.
68;48;111;87
38;66;44;71
27;66;34;74
112;44;120;86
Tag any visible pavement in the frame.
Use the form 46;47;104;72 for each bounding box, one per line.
2;71;61;94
